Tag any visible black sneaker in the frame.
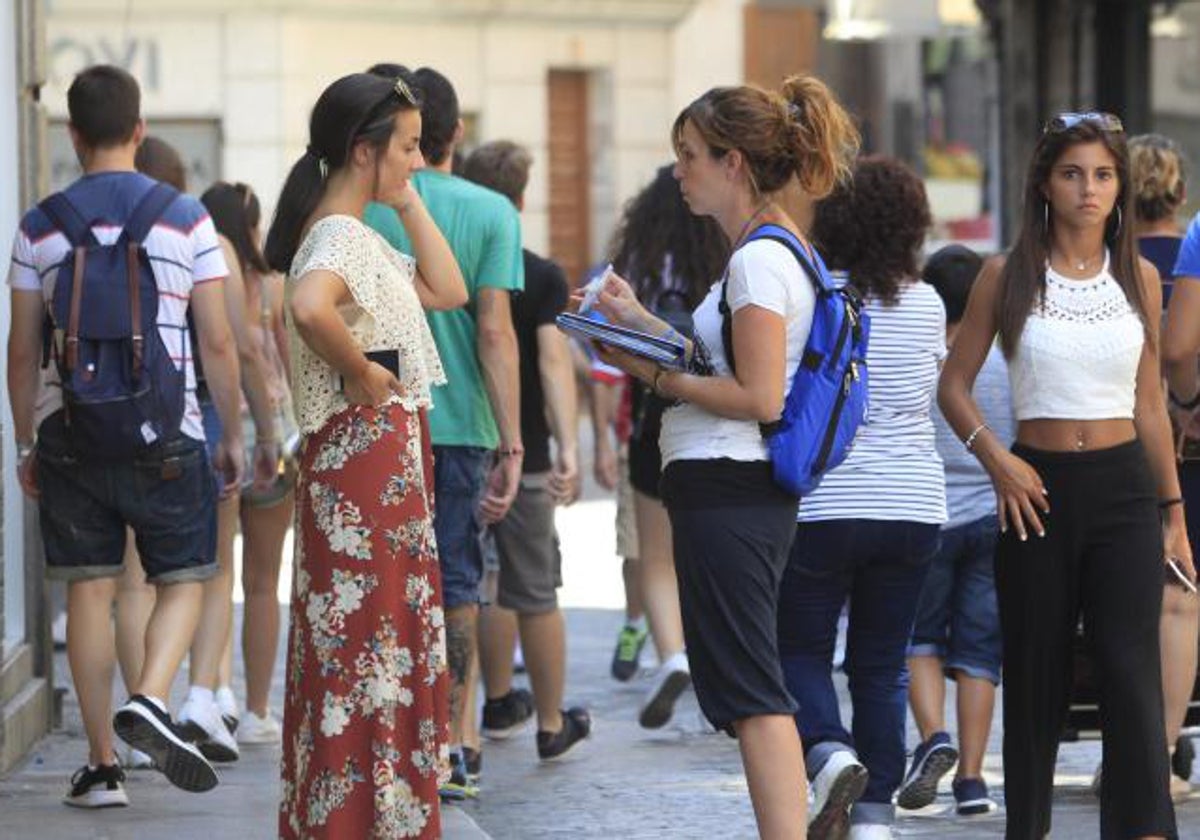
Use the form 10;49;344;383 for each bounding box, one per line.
481;688;535;740
610;624;649;682
1175;734;1195;781
63;763;129;808
537;707;592;761
113;694;218;793
462;746;482;786
438;751;479;801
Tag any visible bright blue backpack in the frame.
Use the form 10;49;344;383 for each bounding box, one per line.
720;224;869;496
38;182;187;457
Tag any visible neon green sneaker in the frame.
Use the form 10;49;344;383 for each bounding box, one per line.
610;624;649;682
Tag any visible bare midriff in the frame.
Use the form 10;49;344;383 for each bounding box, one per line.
1017;418;1136;452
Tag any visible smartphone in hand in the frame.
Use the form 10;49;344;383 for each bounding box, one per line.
337;349;401;391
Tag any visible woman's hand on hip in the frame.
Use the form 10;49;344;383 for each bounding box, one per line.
343;360;402;407
990;450;1050;541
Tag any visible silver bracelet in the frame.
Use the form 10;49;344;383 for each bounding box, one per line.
963;422;989;451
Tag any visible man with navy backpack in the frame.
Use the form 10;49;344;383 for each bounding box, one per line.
6;65;243;806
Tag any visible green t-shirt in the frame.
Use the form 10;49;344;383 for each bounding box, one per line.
364;170;524;448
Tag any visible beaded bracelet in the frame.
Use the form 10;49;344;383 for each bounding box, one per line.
963;422;989;451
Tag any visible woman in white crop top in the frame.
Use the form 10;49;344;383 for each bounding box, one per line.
939;112;1189;840
591;76;858;838
262;73;467;839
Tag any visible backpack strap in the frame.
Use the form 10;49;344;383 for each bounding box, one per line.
123;182;179;244
122;183;178;377
37;193;97;248
718;224;825;375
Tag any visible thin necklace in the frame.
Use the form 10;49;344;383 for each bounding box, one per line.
1056;248;1104;273
732;202;771;249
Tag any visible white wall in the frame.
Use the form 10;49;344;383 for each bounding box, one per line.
44;8;696;262
2;0;26;652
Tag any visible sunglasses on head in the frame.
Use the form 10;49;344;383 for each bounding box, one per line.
1043;111;1124;135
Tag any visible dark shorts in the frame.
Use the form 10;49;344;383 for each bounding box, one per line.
36;411;218;584
432;445;492;609
662;458;800;735
908;514;1003;684
493;474;562;613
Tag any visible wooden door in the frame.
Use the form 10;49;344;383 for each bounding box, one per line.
547;69;590;287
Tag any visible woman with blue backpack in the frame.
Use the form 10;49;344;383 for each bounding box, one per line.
591;74;859;839
777;156;947;840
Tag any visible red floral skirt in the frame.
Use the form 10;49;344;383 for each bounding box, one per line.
280;403;449;839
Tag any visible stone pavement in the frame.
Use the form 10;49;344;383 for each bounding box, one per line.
0;603;489;840
3;471;1200;839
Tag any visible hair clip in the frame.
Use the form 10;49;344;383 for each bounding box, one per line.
788;101;803;123
306;144;329;179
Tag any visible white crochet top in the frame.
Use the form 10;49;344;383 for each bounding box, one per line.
286;214;446;434
1009;253;1144;421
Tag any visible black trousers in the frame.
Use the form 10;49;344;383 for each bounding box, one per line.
996;440;1175;840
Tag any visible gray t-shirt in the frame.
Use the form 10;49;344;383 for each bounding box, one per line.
933;342;1015;529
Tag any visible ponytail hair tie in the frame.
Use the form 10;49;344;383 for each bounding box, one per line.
787;101;804;124
306;144;329;180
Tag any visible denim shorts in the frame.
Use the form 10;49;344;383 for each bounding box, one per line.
36;412;218;584
908;514;1002;684
432;445;492;609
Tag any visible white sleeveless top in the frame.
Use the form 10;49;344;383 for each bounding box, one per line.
1009;254;1143;421
286;214;446;434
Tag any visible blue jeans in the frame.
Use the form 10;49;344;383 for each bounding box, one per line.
776;519;939;825
908;515;1002;684
432;445;492;609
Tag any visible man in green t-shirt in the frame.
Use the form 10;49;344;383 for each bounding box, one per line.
364;65;526;799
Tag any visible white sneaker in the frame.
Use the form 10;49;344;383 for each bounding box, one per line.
237;709;282;745
638;651;690;729
848;825;893;840
214;686;239;734
809;749;868;840
120;744;155;770
178;693;240;763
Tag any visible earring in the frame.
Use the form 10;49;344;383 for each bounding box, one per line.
1043;201;1049;232
1113;205;1122;236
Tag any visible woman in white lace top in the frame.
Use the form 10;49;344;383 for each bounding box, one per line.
940;113;1190;839
262;71;466;839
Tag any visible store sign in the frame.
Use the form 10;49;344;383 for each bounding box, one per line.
44;19;222;117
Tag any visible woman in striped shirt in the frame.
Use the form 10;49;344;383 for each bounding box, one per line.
776;156;946;840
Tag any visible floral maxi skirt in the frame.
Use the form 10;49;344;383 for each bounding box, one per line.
280;403;450;839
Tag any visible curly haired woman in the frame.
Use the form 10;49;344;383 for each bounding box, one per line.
776;155;946;840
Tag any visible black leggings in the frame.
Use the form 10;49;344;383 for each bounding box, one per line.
996;439;1175;840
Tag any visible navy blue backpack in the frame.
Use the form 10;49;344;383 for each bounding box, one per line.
720;224;869;496
39;182;187;457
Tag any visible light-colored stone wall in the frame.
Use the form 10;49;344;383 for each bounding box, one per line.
43;1;743;263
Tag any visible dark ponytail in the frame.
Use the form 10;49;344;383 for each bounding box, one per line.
265;72;420;273
202;181;270;274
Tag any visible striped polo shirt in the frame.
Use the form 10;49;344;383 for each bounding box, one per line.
798;277;948;524
7;171;227;442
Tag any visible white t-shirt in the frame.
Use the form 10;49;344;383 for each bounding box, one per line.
660;238;816;466
798;279;948;523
